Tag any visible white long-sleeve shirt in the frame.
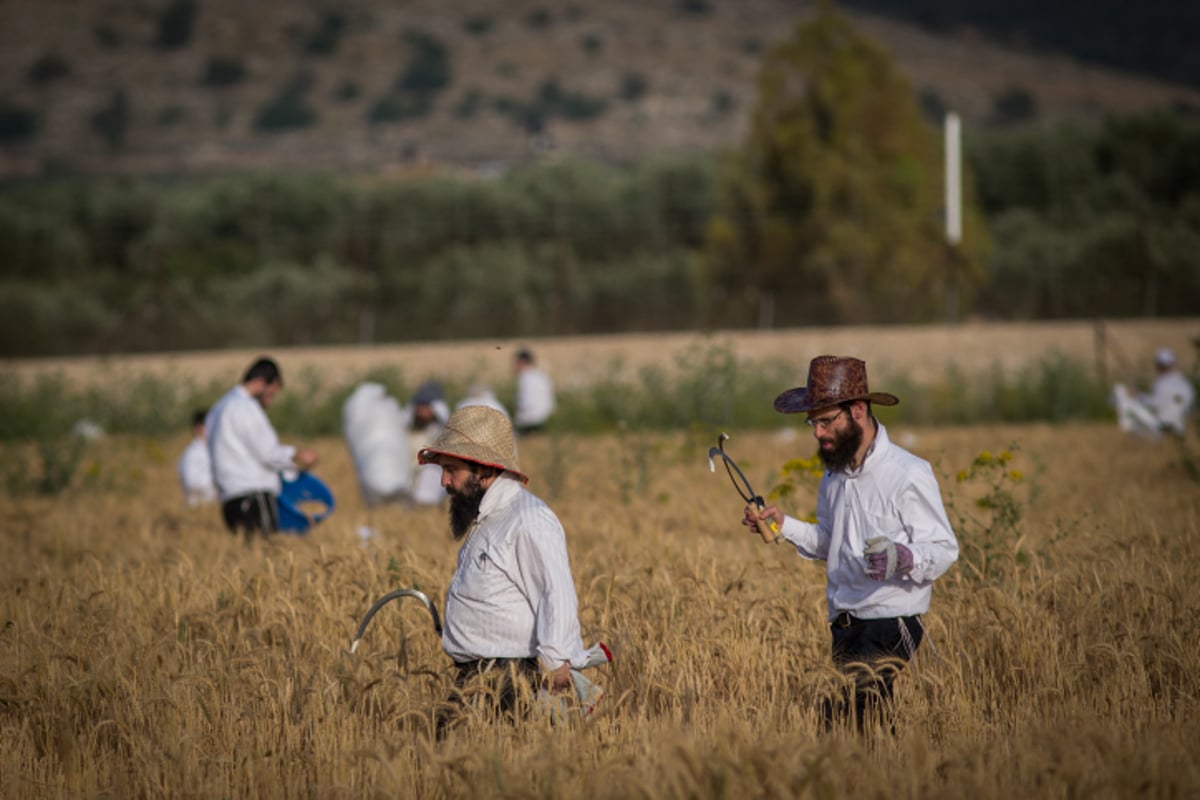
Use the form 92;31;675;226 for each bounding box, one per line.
778;423;958;621
206;385;297;501
442;475;589;670
403;398;450;505
178;437;216;506
514;367;555;428
1145;371;1195;436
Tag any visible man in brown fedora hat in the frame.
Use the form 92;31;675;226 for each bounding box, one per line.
418;405;604;732
742;355;959;732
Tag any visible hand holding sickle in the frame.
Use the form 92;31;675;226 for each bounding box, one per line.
708;432;782;544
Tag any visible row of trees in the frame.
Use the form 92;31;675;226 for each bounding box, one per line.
2;8;1197;357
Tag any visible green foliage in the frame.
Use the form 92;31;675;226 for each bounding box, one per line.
0;348;1134;446
397;30;451;95
677;0;713;15
494;81;609;132
705;5;991;327
463;16;494;36
202;57;248;88
526;9;552;29
620;73;648;102
156;0;197;50
27;53;71;85
3;438;88;496
304;10;347;55
368;30;452;124
90;89;131;150
989;87;1038;127
969;111;1200;318
768;454;825;522
944;446;1046;584
94;23;121;49
255;74;318;131
0;101;36;143
368;93;431;123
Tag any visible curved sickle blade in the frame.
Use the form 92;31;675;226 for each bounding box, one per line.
350;588;442;654
708;443;761;505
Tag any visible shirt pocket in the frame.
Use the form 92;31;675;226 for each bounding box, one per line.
865;509;908;545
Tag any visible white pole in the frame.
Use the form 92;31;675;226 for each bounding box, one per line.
945;112;962;245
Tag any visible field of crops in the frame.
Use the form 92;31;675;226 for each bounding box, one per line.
2;322;1199;797
3;425;1199;796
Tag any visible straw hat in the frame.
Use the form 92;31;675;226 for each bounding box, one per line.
774;355;899;414
417;405;528;484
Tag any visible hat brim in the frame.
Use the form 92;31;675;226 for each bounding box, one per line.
418;446;529;484
774;389;900;414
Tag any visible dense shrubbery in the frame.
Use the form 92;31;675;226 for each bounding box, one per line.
0;109;1197;357
0;344;1115;445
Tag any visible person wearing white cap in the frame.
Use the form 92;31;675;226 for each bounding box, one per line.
1112;348;1195;438
418;405;603;733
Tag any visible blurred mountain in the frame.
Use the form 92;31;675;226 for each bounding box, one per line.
1;0;1197;178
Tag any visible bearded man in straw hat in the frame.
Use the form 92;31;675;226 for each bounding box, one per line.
742;355;959;733
418;405;601;732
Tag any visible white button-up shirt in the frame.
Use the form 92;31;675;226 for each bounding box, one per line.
1147;371;1195;436
778;423;958;621
206;385;296;501
177;437;216;506
442;475;589;670
514;367;555;428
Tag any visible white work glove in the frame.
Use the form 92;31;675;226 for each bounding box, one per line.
863;536;914;581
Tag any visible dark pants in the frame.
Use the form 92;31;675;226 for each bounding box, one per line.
221;491;279;538
435;657;540;738
823;613;924;732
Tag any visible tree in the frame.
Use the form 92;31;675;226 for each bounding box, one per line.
705;4;989;327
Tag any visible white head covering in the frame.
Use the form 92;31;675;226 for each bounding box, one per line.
1155;348;1176;368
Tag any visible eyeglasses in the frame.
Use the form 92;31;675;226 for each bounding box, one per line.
805;409;846;430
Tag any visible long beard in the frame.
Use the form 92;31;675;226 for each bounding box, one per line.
448;476;487;540
817;415;864;472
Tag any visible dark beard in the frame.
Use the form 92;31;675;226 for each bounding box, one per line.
817;414;864;472
448;476;487;540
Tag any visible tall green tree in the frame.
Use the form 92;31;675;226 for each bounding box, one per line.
706;4;989;326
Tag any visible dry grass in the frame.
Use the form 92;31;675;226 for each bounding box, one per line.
5;318;1199;393
2;414;1199;797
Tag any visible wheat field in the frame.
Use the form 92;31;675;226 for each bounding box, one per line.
3;322;1200;798
2;415;1199;797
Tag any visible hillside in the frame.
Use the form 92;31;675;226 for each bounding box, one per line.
1;0;1198;178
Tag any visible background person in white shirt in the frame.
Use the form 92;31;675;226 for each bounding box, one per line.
455;382;510;420
178;408;216;507
1112;347;1196;439
206;357;318;537
512;348;555;433
743;355;959;733
403;380;451;505
417;405;589;732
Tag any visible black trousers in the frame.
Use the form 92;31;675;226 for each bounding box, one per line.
436;657;540;738
221;491;279;537
824;613;924;732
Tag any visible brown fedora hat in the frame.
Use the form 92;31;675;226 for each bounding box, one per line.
774;355;899;414
418;405;529;484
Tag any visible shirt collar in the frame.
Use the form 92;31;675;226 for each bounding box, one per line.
478;473;523;520
843;420;890;478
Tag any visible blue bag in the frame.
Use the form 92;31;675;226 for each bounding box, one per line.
277;472;336;534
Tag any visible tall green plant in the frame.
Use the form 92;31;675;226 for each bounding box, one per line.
706;3;991;327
